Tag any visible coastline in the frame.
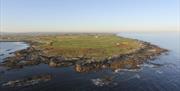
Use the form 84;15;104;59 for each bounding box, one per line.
0;35;168;71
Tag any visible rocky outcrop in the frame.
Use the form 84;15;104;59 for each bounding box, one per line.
1;47;44;69
74;41;168;72
2;74;52;87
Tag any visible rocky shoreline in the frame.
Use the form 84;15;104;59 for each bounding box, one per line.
0;39;168;87
1;40;168;71
75;40;168;72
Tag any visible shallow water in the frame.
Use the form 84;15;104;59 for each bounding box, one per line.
0;42;29;61
0;32;180;91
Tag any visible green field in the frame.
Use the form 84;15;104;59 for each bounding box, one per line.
1;34;141;59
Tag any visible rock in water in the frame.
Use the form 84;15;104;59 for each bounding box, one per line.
2;74;52;87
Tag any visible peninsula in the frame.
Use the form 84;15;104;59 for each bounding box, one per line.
0;33;168;71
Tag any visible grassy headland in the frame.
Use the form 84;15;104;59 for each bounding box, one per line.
0;33;168;69
1;34;140;59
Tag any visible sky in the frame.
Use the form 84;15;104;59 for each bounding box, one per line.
0;0;179;33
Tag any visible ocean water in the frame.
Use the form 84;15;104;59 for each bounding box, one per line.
0;32;180;91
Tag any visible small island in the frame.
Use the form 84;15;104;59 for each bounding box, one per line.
1;33;168;71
